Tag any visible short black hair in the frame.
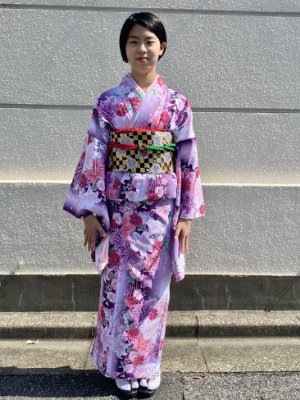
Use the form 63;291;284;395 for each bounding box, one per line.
119;12;167;63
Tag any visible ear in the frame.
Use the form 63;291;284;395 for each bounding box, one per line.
159;41;167;55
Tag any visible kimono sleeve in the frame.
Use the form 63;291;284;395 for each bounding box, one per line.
63;98;110;236
171;96;205;224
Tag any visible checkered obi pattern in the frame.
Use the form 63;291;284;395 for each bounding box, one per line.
107;128;176;174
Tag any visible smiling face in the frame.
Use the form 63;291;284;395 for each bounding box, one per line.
125;24;166;76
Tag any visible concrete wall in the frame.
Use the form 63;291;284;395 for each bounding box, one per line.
1;1;299;275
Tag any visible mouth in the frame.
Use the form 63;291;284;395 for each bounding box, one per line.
137;58;148;61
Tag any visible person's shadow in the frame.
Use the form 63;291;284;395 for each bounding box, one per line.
0;368;165;399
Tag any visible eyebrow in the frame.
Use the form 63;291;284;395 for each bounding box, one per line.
128;35;155;39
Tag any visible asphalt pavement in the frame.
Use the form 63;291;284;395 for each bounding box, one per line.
1;337;300;399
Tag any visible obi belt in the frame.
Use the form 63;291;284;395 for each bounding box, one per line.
106;128;176;174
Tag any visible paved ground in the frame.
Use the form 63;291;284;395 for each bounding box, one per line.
1;371;300;399
1;337;300;399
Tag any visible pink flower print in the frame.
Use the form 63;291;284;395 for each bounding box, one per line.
101;307;106;320
109;252;120;266
153;241;163;252
107;292;115;303
128;96;141;112
155;186;164;198
154;205;170;220
122;215;136;240
113;212;122;225
151;113;160;129
113;178;121;190
135;370;148;379
123;205;133;215
148;298;157;308
160;111;170;126
96;179;105;191
128;350;138;362
126;296;138;308
124;364;134;373
144;252;161;273
133;289;143;301
195;166;200;178
133;336;152;355
159;339;164;351
116;103;127;117
140;122;149;129
129;266;142;280
133;355;145;366
106;187;117;199
149;308;158;321
188;171;196;182
125;190;136;202
85;158;105;185
130;213;143;227
157;76;165;87
147;193;159;202
111;279;117;290
182;177;191;192
200;204;205;215
80;173;87;187
185;98;193;112
128;327;140;340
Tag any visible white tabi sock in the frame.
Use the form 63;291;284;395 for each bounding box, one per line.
115;379;131;391
140;368;161;390
115;379;139;391
131;379;139;389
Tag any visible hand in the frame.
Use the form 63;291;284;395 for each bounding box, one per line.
174;218;192;255
83;214;107;252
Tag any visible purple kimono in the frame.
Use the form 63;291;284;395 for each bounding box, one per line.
63;73;204;380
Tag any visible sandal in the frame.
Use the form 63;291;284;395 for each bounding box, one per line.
139;368;161;398
115;378;139;398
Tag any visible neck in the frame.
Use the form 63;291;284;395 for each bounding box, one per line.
129;69;158;93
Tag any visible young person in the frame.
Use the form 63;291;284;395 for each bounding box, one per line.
63;11;205;398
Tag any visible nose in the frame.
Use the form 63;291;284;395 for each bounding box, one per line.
138;42;147;54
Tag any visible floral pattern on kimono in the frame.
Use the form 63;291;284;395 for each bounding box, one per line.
90;198;173;379
63;72;204;282
63;73;205;380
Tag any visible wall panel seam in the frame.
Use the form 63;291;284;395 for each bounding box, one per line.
2;4;300;17
1;105;300;114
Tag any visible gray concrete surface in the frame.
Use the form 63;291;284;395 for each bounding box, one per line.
3;274;300;312
1;6;300;108
3;0;300;13
2;337;300;374
2;311;300;339
1;184;299;275
2;338;300;399
2;100;300;185
1;1;300;280
1;371;300;400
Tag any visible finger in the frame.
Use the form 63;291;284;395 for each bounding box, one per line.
83;228;86;235
88;235;92;251
185;235;189;255
174;225;181;239
96;222;107;238
180;233;185;254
